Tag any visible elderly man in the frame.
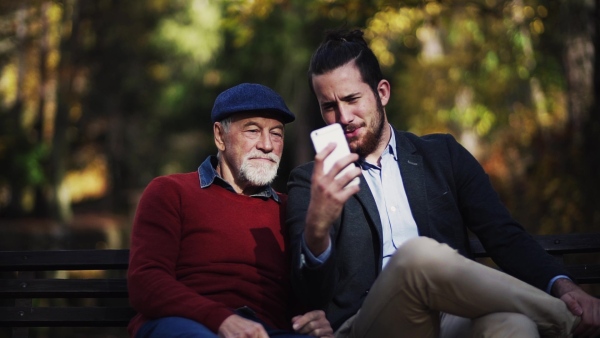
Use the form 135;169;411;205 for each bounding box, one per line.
128;83;333;338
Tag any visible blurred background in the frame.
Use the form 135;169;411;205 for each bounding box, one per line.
1;0;599;250
0;0;598;334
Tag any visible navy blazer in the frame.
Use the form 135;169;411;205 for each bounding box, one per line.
286;129;569;331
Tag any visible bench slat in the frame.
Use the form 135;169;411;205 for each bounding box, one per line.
469;233;600;257
531;233;600;254
0;279;127;298
469;234;600;284
0;307;135;327
0;250;129;271
566;264;600;284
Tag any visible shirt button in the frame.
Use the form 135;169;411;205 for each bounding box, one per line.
390;206;397;212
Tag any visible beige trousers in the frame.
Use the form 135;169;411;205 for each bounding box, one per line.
334;237;578;338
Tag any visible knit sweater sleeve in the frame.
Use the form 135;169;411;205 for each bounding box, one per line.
127;175;234;333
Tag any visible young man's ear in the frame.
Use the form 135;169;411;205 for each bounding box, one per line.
214;122;226;152
377;79;391;107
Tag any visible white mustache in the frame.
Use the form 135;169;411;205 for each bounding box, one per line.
244;151;280;164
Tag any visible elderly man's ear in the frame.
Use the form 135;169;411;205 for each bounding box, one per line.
214;122;226;152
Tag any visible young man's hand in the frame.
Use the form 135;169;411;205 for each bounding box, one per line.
304;143;361;256
554;278;600;337
292;310;334;338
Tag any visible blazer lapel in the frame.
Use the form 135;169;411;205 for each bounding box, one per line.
395;131;431;238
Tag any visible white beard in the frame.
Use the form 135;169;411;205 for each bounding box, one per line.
239;150;280;186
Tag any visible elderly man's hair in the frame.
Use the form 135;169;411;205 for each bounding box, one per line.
216;117;232;160
218;116;232;133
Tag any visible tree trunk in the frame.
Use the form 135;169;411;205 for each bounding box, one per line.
33;1;51;218
4;3;29;216
582;1;600;229
561;0;596;231
50;0;81;224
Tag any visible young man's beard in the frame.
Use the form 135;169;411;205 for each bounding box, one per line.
239;150;280;186
347;98;386;159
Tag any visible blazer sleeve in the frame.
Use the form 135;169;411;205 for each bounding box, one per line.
443;134;571;290
286;162;338;309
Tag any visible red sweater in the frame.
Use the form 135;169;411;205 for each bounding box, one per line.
127;172;291;337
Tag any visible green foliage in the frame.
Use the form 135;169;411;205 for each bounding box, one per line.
14;144;48;186
151;0;222;66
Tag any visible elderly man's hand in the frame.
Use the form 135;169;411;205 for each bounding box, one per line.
218;314;269;338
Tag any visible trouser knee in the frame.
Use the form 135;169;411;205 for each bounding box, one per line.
387;237;455;278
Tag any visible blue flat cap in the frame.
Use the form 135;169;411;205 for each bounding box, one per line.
211;83;295;124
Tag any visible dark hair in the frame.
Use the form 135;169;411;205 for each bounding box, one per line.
308;29;384;96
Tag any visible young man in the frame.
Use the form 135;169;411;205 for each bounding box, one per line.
128;83;333;338
286;29;600;337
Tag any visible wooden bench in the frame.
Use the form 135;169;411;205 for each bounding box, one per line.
0;249;133;338
0;232;599;338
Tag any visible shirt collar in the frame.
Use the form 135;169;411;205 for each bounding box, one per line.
198;155;280;202
359;124;397;169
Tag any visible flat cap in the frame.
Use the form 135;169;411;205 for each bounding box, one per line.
211;83;295;124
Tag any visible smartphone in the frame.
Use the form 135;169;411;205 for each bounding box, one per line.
310;123;360;187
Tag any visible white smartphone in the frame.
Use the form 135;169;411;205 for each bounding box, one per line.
310;123;360;187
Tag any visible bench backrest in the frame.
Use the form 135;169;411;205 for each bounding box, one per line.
0;232;599;338
0;249;133;338
469;233;600;284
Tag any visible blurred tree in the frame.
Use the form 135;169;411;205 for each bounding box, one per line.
362;0;598;234
78;0;225;213
0;1;59;219
518;0;598;234
0;0;597;241
0;0;225;224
